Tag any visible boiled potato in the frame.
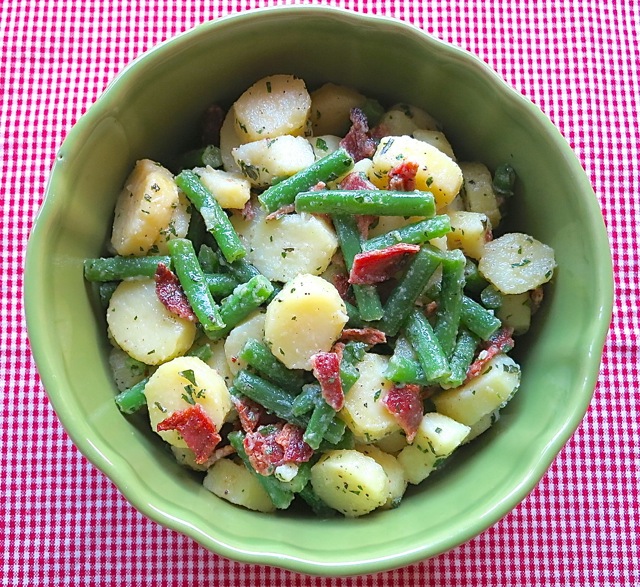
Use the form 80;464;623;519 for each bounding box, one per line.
460;162;501;227
224;311;266;375
356;444;407;509
375;429;409;455
309;135;342;160
232;135;315;188
367;214;426;239
152;192;191;254
368;135;463;210
171;446;210;472
310;450;389;517
110;159;180;256
397;412;471;484
432;354;521;426
462;410;500;444
478;232;556;294
413;129;456;160
377;104;439;135
219;107;243;173
201;338;234;388
195;166;251;209
446;210;491;260
144;355;233;447
263;274;347;370
233;74;311;141
231;207;338;282
339;353;401;443
108;345;149;391
496;292;532;335
309;82;367;136
388;103;440;130
107;278;196;365
204;458;276;513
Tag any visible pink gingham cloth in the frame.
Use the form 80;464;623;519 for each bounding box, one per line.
2;0;638;585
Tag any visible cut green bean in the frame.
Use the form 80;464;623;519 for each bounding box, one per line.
239;338;305;395
258;147;354;213
480;284;503;310
227;430;294;509
297;384;338;450
177;144;223;171
279;461;312;494
320;422;351;449
463;258;488;296
175;170;246;263
298;484;337;517
291;384;319;417
340;341;368;392
186;342;213;362
207;275;274;340
98;281;118;309
443;328;480;388
84;255;172;282
204;273;240;298
460;295;502;340
362;215;451;252
198;243;221;273
385;335;430;385
377;245;444;336
167;238;225;333
434;250;466;357
344;300;365;328
405;308;450;382
114;377;149;414
332;214;383;321
492;163;516;198
296;190;435;217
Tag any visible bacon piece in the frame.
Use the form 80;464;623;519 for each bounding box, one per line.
311;351;344;411
266;203;295;221
340;327;387;346
466;327;515;382
201;104;225;146
338;171;378;191
382;384;423;443
231;395;269;434
155;263;196;321
309;181;327;192
340;108;376;162
349;243;421;285
240;198;257;221
157;404;221;464
243;423;313;476
388;161;419;191
332;272;351;300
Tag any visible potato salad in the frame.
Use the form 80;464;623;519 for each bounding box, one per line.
84;74;556;517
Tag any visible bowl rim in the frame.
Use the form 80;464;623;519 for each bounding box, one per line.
25;4;614;576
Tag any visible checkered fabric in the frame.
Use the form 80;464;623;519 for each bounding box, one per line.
1;0;638;585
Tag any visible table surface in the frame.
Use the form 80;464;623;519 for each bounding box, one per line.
2;0;638;585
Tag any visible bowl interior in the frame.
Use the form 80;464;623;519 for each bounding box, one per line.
25;6;612;576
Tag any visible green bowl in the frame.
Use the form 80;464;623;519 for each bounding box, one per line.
25;6;613;577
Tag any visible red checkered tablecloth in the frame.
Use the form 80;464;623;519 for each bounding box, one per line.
2;0;638;585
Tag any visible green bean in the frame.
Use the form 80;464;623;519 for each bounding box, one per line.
98;281;118;309
167;238;225;333
296;190;435;217
279;461;312;494
291;384;319;417
114;377;149;414
405;308;450;382
186;204;209;251
480;284;503;310
232;370;307;428
298;484;336;517
492;163;516;198
204;273;240;298
84;255;172;282
300;384;338;450
186;342;213;362
460;295;502;340
239;338;305;395
319;422;351;449
207;275;274;340
227;430;294;509
360;98;385;127
385;335;430;385
258;147;354;213
443;328;480;388
175;170;246;263
434;250;466;357
215;248;261;283
332;214;383;321
362;215;451;252
344;300;365;328
198;243;221;273
377;245;444;337
340;341;368;392
463;258;488;296
176;144;223;171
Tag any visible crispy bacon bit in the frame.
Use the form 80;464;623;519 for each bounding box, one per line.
311;351;344;411
466;327;515;382
388;161;419;191
340;108;376;162
157;404;221;464
382;384;423;443
349;243;421;285
309;181;327;192
370;122;390;140
355;214;377;239
338;171;378;192
340;327;387;346
201;104;225;146
232;395;269;433
266;203;295;221
155;263;196;321
333;272;352;300
244;423;313;476
423;300;439;315
240;198;257;221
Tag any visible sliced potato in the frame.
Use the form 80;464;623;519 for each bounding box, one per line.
462;410;500;444
397;412;470;484
110;159;180;256
496;292;532;335
368;135;463;210
204;458;276;513
460;162;501;227
224;311;266;375
388;103;440;130
339;353;401;443
309;135;342;160
171;446;210;472
356;444;407;509
412;129;456;160
195;166;251;209
446;210;491;260
219;107;243;173
309;82;367;136
232;135;315;188
377;104;439;136
231;207;338;282
108;345;149;391
478;232;556;294
367;214;426;239
107;278;196;365
201;338;234;388
310;449;389;517
144;355;233;447
263;274;347;370
152;192;191;254
233;74;311;141
432;354;521;426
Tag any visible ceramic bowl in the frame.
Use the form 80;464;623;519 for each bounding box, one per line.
25;6;613;576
